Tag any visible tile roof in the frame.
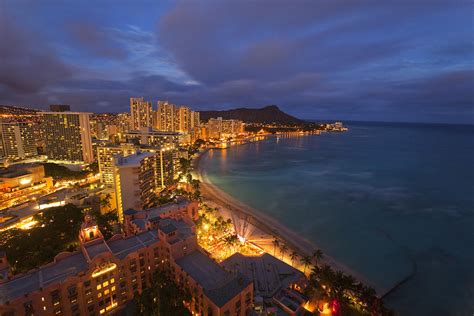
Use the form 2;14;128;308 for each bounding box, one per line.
176;251;251;307
222;253;304;298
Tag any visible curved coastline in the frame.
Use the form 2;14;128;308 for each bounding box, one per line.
194;148;386;296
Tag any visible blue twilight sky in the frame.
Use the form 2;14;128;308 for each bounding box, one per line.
0;0;473;123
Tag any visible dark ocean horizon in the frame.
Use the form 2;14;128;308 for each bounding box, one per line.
200;122;474;315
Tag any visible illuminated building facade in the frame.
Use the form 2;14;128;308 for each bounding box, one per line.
0;211;254;316
97;144;137;185
123;127;179;149
207;117;223;139
41;112;93;163
113;151;174;222
154;101;200;135
0;215;162;316
0;121;37;162
177;106;191;133
222;119;244;137
117;113;131;134
130;97;152;130
205;118;244;140
155;101;176;132
0;163;53;210
191;111;200;130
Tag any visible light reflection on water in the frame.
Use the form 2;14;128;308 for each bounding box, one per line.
200;123;474;315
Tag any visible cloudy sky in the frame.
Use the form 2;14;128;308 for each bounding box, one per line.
0;0;473;123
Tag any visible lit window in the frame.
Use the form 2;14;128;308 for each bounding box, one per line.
104;289;110;295
97;284;102;290
110;278;115;284
111;286;116;291
98;293;102;298
103;281;109;287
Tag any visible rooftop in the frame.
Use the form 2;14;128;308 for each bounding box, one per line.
158;218;194;241
176;250;251;307
222;253;305;298
114;152;156;167
146;198;191;220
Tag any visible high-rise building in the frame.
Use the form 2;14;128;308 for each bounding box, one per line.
222;119;244;137
97;143;137;185
124;127;179;149
207;117;223;139
0;121;37;161
41;112;93;163
177;106;191;133
155;101;176;132
204;118;244;140
191;111;200;129
130;97;152;130
113;150;174;222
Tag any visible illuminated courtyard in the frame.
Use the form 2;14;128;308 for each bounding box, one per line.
196;204;264;262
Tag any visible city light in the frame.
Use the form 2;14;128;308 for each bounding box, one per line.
92;263;117;278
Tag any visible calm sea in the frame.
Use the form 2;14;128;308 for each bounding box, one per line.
199;122;474;316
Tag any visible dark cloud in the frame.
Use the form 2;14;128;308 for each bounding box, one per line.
0;0;472;123
69;22;128;60
0;15;72;94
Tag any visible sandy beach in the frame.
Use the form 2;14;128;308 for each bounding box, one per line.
193;148;385;295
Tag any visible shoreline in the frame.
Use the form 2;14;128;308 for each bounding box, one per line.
193;148;386;296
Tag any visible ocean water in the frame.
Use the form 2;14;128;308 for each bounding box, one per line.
199;122;474;316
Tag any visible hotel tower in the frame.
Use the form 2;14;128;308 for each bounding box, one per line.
130;97;152;130
41;112;93;163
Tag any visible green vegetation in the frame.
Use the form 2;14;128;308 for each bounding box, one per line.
0;203;120;274
0;204;84;274
42;163;92;181
134;270;191;316
303;249;393;315
174;140;205;201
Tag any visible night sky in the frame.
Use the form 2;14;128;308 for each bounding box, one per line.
1;1;473;123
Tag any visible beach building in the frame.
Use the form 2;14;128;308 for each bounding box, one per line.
223;253;309;316
0;215;162;316
123;197;199;235
113;151;174;222
0;206;254;316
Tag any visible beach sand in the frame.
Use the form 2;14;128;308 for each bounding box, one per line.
193;149;385;295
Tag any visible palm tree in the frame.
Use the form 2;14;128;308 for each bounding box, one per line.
272;238;279;257
280;244;288;260
289;251;298;267
100;193;112;210
312;249;324;267
224;234;239;255
301;255;312;274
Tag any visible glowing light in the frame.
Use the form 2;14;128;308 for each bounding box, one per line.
92;263;117;278
39;201;65;210
19;219;38;230
19;178;32;185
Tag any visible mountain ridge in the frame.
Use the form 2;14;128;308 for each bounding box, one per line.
199;105;303;124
